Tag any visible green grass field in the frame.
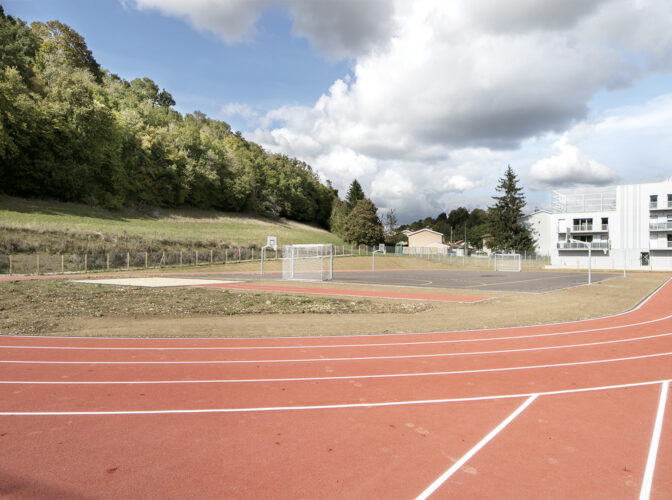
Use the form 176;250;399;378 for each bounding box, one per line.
0;196;345;253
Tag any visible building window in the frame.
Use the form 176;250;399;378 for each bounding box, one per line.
668;194;672;208
573;218;592;231
601;217;608;230
650;195;658;208
668;234;672;248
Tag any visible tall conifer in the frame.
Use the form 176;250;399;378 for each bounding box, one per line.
487;166;535;252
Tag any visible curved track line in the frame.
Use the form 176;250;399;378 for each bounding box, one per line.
3;330;671;364
2;351;670;384
1;379;669;416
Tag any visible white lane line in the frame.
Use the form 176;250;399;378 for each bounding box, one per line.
415;394;538;500
640;380;669;500
2;331;672;364
1;351;670;385
1;278;668;342
2;312;671;351
0;379;669;416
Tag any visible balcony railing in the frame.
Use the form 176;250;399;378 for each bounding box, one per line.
650;242;672;250
569;224;609;232
557;241;610;250
650;202;672;210
649;222;672;231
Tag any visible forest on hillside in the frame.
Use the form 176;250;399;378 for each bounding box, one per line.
0;7;335;228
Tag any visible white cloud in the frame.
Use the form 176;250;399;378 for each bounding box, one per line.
221;102;258;122
127;0;672;220
127;0;396;58
529;138;618;188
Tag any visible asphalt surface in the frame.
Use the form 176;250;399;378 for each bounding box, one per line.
171;269;620;293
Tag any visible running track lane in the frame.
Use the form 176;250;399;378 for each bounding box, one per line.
0;281;671;498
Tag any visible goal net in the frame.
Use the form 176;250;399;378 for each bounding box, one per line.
282;244;334;281
494;253;522;272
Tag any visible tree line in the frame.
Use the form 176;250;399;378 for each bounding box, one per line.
397;167;535;252
0;8;335;228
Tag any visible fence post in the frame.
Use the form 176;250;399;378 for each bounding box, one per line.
36;254;39;276
180;250;183;266
162;251;165;267
127;252;130;270
107;253;110;271
9;255;12;275
252;248;254;261
84;254;87;272
238;247;241;262
210;249;213;264
225;248;228;264
61;254;64;274
196;250;199;266
145;252;148;268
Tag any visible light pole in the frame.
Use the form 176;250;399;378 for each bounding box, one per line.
568;238;591;285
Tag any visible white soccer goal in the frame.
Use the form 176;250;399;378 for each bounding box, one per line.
282;244;334;281
494;253;522;272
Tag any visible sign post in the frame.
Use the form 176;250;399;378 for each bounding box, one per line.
261;236;278;275
372;244;385;272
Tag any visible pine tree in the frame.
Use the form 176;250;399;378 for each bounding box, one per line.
487;166;535;252
345;179;365;211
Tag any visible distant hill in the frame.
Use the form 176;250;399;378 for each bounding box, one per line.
0;7;335;229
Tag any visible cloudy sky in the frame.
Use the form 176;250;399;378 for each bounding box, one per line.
8;0;672;222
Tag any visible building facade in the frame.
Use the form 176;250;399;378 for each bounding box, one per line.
404;228;451;255
543;180;672;271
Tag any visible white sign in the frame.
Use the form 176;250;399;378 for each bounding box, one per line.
267;236;277;250
379;243;386;253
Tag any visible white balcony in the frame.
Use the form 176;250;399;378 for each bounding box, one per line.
570;224;609;232
557;241;610;250
650;242;672;251
649;222;672;231
650;202;672;211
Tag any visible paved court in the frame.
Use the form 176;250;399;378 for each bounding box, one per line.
170;269;620;294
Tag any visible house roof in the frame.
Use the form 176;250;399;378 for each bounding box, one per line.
406;227;445;237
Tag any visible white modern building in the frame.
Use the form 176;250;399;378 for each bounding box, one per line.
522;209;554;256
537;180;672;271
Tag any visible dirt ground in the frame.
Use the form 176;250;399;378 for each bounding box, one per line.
2;272;665;338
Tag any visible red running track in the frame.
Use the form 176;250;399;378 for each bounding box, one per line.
1;280;672;498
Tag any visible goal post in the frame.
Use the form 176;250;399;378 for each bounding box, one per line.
282;244;334;281
494;253;522;272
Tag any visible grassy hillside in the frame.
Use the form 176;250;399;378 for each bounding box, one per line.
0;196;345;254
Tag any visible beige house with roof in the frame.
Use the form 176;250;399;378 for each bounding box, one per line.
405;228;450;254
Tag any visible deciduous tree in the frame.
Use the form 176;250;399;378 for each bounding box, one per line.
344;198;384;246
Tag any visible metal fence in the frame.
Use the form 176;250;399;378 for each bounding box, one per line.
0;246;359;276
396;247;551;270
0;245;551;276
